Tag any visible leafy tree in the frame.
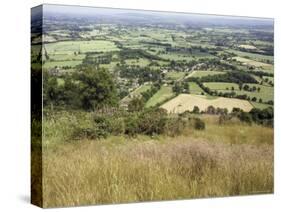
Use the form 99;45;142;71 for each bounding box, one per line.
243;84;250;91
239;112;252;124
206;105;216;114
193;118;205;130
75;69;118;110
192;106;200;114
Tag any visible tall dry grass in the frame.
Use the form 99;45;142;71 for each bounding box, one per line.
42;129;273;207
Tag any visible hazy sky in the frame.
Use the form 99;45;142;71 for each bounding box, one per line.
43;4;272;20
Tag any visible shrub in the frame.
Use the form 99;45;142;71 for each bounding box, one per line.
128;97;144;112
165;117;187;137
108;117;125;135
71;126;99;140
192;106;200;114
193;118;206;130
138;108;168;135
124;114;140;136
238;112;252;124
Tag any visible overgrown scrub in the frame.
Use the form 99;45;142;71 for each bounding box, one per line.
43;109;190;145
42;136;273;207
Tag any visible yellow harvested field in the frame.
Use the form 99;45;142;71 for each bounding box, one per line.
160;94;253;113
239;44;257;50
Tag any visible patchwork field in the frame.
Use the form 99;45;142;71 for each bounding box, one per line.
161;94;253;113
251;102;273;110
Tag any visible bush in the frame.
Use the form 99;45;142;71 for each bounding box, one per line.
108;117;125;135
238;112;252;124
165;117;187;136
71;126;99;140
193;118;206;130
138;108;168;135
128;97;144;112
124;115;140;136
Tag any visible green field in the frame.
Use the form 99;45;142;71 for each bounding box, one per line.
208;84;274;103
122;84;152;103
125;58;151;67
251;102;273;110
145;86;175;108
165;71;186;80
233;56;274;74
227;49;274;63
45;40;119;54
49;53;86;61
263;76;274;84
187;70;226;78
133;84;152;95
99;61;119;71
203;82;239;90
44;60;82;69
188;82;205;95
243;83;274;102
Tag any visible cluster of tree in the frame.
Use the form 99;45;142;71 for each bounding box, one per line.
165;46;209;54
141;41;172;47
242;84;261;92
263;77;274;86
127;84;161;112
194;81;269;104
71;108;198;139
141;83;161;102
117;65;162;83
182;104;273;127
172;81;190;94
196;71;257;84
79;52;114;68
248;70;273;78
234;107;274;127
43;68;119;111
118;48;165;61
184;105;228;116
191;58;239;71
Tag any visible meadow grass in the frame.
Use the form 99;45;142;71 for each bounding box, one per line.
42;112;273;207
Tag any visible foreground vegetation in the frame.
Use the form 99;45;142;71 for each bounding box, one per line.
42;111;273;207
